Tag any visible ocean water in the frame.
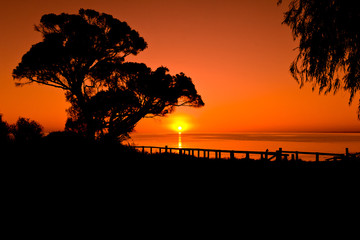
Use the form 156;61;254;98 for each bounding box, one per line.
127;132;360;160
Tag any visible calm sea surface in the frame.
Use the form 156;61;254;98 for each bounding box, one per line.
128;132;360;160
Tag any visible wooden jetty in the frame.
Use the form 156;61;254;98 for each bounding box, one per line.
133;146;357;162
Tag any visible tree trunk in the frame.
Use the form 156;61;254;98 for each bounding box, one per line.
73;89;96;142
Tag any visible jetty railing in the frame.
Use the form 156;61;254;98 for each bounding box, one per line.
133;146;354;162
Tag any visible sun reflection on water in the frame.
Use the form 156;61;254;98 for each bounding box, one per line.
178;131;182;148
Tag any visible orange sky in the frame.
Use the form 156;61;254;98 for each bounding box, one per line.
1;0;359;133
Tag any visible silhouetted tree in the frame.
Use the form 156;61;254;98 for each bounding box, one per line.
13;9;147;140
13;9;204;141
11;117;43;144
278;0;360;118
0;114;11;144
67;63;204;142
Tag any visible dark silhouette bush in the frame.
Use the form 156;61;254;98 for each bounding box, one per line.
44;131;87;145
0;114;11;144
11;117;43;144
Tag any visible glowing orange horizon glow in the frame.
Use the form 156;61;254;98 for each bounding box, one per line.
0;0;359;134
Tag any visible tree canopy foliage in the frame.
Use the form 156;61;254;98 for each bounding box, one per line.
66;62;204;141
278;0;360;118
13;9;204;141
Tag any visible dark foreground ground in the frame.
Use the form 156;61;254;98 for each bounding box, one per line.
2;143;360;169
2;143;360;196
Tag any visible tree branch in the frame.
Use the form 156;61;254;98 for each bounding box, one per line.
27;78;69;90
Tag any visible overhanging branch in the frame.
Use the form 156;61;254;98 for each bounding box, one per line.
27;77;70;90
